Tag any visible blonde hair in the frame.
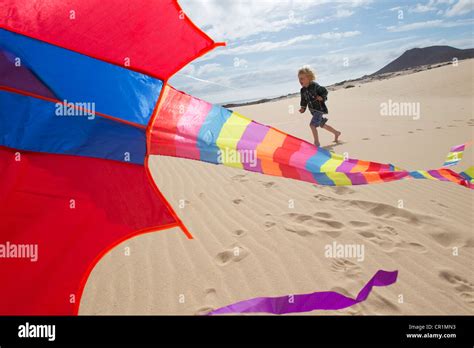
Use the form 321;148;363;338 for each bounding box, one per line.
298;66;316;81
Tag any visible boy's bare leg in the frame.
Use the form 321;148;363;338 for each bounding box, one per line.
310;125;320;147
322;124;341;143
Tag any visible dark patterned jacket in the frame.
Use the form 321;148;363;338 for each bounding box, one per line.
300;81;329;114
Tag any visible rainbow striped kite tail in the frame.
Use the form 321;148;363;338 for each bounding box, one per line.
459;166;474;188
442;141;472;167
389;164;405;172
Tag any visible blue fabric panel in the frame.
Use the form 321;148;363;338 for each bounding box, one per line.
0;29;162;126
196;105;232;164
0;91;146;164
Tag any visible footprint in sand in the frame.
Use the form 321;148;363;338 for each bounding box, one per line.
416;128;423;131
205;288;218;301
463;238;474;248
333;186;355;195
312;194;336;202
215;244;249;266
330;259;362;279
376;225;398;236
281;212;345;237
313;211;332;219
328;196;462;248
264;221;276;229
321;186;355;195
231;174;248;183
435;126;442;129
380;134;390;137
232;229;247;237
362;137;370;140
426;228;463;247
408;131;414;134
283;224;316;237
193;288;218;315
429;199;448;208
348;220;371;228
335;199;423;226
439;270;474;304
260;181;276;188
357;226;425;253
232;198;243;205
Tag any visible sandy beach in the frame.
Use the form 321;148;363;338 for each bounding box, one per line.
79;59;473;315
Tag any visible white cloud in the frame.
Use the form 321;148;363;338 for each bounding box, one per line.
197;31;361;61
387;18;473;31
216;35;316;56
344;0;373;7
182;63;224;76
180;0;370;41
180;0;315;41
407;0;460;14
388;19;443;31
445;0;473;16
196;63;223;76
362;36;419;48
318;31;361;39
308;7;355;24
335;8;355;18
409;2;437;13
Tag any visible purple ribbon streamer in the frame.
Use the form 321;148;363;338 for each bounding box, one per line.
209;270;398;315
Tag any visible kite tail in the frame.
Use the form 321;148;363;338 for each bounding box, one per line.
442;141;472;167
149;85;473;190
208;270;398;315
406;143;474;188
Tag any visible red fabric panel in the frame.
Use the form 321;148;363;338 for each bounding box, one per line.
0;0;216;80
274;135;303;180
0;146;178;315
366;162;382;172
149;86;191;157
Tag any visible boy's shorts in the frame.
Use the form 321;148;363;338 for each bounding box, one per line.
310;110;328;128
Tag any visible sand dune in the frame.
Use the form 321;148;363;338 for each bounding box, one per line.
79;59;473;315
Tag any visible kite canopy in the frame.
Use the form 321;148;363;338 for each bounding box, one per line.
0;0;472;317
0;0;213;315
0;0;222;80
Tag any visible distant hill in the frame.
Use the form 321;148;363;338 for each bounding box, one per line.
374;46;474;75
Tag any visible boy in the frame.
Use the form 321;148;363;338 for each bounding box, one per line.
298;66;341;147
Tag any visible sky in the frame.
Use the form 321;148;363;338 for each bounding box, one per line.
170;0;474;104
